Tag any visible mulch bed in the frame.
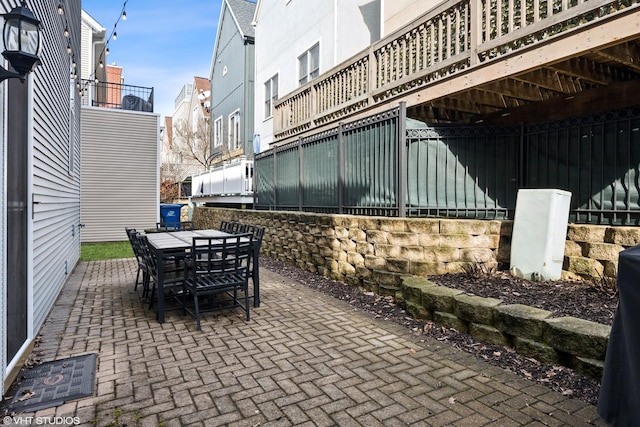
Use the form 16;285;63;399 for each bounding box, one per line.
260;256;616;406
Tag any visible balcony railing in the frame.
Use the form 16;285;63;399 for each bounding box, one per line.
81;80;154;112
273;0;639;139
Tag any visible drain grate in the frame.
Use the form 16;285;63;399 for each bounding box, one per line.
8;354;96;413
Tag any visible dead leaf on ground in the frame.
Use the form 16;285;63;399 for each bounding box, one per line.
17;390;35;402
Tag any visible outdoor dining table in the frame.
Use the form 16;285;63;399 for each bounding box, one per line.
145;229;260;323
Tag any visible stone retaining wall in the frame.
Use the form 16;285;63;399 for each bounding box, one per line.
193;207;640;287
399;275;610;379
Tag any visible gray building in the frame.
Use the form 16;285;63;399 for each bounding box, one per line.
209;0;256;161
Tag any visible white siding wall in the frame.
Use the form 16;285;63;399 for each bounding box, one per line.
1;0;82;388
254;0;380;147
0;37;5;392
81;108;160;242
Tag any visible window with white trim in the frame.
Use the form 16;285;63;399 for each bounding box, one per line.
264;74;278;119
228;110;240;150
213;116;223;147
298;43;319;86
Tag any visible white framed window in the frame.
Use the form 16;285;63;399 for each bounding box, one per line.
298;43;319;86
213;116;223;147
228;110;240;151
264;74;278;119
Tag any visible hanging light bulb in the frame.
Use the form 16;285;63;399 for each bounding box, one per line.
67;42;72;54
99;60;104;68
122;10;127;20
105;47;110;56
58;4;64;14
64;26;69;37
113;31;117;40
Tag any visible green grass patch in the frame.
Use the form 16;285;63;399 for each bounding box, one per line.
80;241;133;261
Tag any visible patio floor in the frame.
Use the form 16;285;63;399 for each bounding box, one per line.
7;258;607;426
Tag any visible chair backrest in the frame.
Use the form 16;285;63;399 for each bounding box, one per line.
156;221;194;232
136;234;157;277
180;221;195;230
190;233;253;278
219;220;233;232
241;224;265;250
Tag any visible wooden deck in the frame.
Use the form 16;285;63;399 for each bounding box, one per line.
273;0;640;140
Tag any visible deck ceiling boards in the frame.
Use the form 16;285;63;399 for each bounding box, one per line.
408;38;640;125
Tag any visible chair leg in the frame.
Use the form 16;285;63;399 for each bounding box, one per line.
142;271;150;299
134;267;142;291
193;293;202;331
244;288;250;321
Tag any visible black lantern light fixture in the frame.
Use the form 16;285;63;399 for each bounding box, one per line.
1;1;42;82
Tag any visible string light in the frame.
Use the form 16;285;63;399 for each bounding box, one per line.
73;1;129;97
57;4;64;15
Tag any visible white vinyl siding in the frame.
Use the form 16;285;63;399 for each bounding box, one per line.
81;108;159;242
25;0;83;360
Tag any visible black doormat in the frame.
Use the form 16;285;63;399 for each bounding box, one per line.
8;354;96;413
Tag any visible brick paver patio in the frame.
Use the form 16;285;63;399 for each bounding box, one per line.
8;258;607;426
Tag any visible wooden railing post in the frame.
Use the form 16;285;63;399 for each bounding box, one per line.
469;0;482;66
367;45;376;106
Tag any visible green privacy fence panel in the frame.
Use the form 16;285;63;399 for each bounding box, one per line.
343;111;400;213
256;104;640;224
274;143;300;209
255;153;276;208
255;107;403;215
301;129;339;212
525;107;640;225
406;126;520;219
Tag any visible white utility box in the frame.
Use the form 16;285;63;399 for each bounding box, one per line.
510;189;572;281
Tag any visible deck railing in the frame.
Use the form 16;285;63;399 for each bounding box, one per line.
273;0;638;139
80;80;154;112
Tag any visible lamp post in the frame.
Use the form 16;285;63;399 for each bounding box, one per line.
1;1;42;82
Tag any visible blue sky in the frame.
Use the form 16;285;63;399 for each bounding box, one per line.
81;0;222;120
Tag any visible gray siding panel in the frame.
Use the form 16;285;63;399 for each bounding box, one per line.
81;108;159;242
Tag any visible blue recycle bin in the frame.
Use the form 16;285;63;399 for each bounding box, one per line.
159;204;184;229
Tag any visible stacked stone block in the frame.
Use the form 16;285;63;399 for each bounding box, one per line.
400;275;611;379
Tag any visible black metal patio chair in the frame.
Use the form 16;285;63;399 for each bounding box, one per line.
182;233;253;331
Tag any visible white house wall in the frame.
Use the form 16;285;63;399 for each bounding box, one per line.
254;0;380;147
1;0;82;391
81;107;159;242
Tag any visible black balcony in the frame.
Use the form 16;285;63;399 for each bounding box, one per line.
81;79;154;112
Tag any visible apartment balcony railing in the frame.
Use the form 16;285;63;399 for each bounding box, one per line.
81;80;154;112
273;0;639;140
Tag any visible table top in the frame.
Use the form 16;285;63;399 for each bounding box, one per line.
146;229;235;251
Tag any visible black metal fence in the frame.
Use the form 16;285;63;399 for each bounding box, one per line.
255;104;640;225
80;80;154;112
